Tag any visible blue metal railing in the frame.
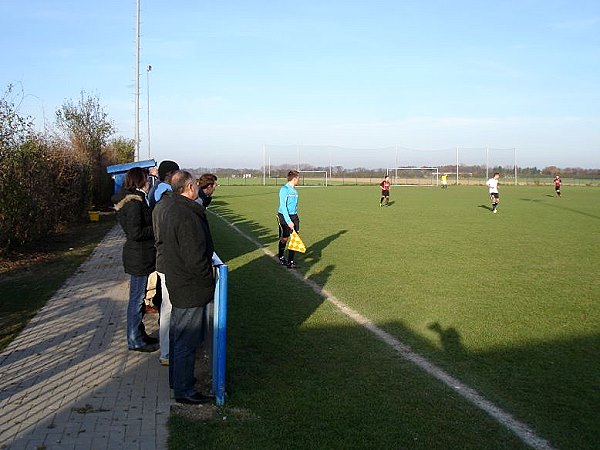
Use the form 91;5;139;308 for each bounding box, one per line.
211;254;228;405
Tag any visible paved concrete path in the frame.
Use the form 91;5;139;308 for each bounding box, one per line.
0;226;171;450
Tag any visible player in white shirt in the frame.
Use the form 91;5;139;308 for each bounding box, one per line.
486;172;500;213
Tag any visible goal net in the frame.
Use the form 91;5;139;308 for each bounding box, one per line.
298;170;328;187
386;167;440;186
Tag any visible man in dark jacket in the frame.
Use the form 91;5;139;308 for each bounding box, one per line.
153;170;215;404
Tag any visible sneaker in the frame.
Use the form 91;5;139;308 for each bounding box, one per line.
159;358;169;366
287;261;297;269
493;209;497;213
279;256;288;266
379;203;382;207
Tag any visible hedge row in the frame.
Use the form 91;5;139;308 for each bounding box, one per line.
0;136;93;252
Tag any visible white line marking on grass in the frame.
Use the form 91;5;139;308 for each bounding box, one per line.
209;210;555;450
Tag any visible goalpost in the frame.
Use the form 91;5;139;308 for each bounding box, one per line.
298;170;328;187
386;167;440;186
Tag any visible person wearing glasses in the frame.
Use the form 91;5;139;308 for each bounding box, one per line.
152;171;215;404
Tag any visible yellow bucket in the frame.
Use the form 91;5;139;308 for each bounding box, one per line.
88;211;100;222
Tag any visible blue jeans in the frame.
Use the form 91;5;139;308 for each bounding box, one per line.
127;274;148;349
169;305;206;398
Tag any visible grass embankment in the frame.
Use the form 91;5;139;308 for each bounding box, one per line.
0;214;117;351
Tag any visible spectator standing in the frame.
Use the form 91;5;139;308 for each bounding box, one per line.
149;160;179;209
153;171;215;404
148;166;159;191
196;173;218;208
149;160;179;366
111;167;159;352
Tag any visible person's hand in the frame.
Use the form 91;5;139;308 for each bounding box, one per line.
288;222;294;230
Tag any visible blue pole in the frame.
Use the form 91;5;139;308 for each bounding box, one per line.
212;264;228;405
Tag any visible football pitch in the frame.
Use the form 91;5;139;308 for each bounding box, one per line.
170;185;599;449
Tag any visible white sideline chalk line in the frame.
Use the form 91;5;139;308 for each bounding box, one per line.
209;210;554;450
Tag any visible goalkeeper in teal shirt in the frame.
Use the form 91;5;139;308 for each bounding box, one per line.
277;170;300;269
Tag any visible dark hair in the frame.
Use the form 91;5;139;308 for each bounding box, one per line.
124;167;148;190
494;172;500;176
158;160;180;181
198;173;218;189
287;170;299;181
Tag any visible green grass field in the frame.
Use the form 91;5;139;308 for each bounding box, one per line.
169;185;599;449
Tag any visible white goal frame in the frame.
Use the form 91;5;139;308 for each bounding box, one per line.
298;170;328;187
386;167;440;186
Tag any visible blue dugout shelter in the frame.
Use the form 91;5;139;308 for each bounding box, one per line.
106;159;156;193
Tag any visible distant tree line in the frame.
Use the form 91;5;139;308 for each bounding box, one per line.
189;163;600;180
0;84;134;253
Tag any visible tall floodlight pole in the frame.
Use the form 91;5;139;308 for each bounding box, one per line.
395;145;399;180
146;65;152;159
486;145;489;180
134;0;141;161
514;148;518;186
456;145;459;185
262;145;266;186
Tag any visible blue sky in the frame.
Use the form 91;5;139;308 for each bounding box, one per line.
1;0;599;169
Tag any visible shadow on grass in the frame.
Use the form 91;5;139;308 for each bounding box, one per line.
518;197;600;220
186;206;600;450
209;197;348;279
210;190;274;201
427;322;465;355
209;201;278;250
220;252;598;449
478;204;493;211
303;230;348;269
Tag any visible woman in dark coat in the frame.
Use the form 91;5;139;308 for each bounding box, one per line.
111;167;158;352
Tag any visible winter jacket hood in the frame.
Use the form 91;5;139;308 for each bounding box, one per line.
113;188;155;276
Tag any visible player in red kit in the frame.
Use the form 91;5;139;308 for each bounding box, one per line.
554;175;562;197
379;175;391;207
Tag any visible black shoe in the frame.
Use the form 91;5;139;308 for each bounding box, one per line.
287;261;297;269
279;256;288;266
175;392;213;405
143;335;159;344
129;343;159;353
